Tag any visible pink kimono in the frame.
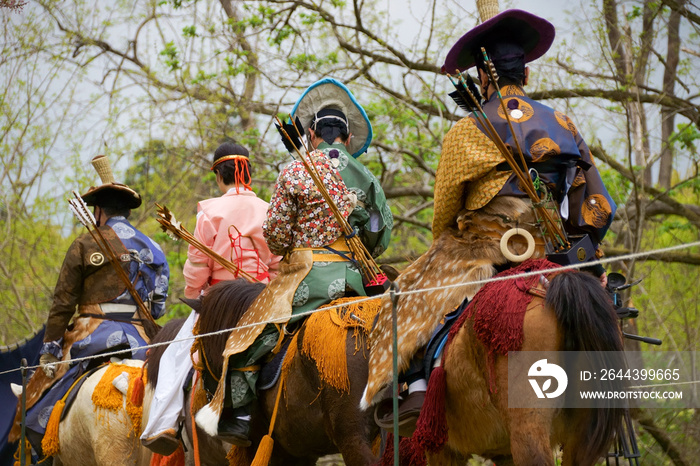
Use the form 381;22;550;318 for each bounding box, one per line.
183;188;281;298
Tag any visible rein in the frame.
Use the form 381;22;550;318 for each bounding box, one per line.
191;336;220;383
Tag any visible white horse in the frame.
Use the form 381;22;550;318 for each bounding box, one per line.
13;359;153;466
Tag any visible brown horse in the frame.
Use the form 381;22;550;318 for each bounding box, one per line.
194;279;379;466
414;267;624;466
145;317;230;465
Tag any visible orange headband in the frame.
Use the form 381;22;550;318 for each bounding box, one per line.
210;154;249;171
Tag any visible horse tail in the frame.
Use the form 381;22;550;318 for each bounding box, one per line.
545;271;624;465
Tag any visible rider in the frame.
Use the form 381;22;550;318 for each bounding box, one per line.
141;142;280;455
289;78;393;261
13;155;169;457
366;8;617;431
197;79;393;446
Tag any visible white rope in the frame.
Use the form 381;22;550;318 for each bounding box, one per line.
629;380;700;389
2;240;699;377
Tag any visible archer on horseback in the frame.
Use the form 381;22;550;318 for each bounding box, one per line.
365;7;618;433
141;142;281;456
9;155;170;461
195;79;393;447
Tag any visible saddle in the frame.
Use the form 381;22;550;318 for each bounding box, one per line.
421;300;468;381
258;335;293;390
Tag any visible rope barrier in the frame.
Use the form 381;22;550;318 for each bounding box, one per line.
1;240;699;377
629;380;700;389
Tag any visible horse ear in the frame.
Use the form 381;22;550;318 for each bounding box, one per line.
10;383;23;398
180;297;202;312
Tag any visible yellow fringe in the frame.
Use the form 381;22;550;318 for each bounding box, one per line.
226;445;248;466
371;433;382;457
301;297;381;393
250;435;274;466
41;399;65;457
92;364;144;438
13;439;31;466
40;364;96;458
125;368;144;436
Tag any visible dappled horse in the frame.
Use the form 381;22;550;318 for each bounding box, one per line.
194;279;380;466
392;261;624;466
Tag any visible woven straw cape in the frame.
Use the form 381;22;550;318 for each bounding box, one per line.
431;117;510;239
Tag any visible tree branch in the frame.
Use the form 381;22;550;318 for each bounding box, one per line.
531;89;700;128
591;145;700;228
383;185;433;199
660;0;700;25
636;412;691;466
605;247;700;266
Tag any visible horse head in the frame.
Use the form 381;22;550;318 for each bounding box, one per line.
196;279;266;379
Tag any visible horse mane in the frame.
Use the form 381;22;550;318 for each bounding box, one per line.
146;317;186;388
546;271;623;352
197;279;266;377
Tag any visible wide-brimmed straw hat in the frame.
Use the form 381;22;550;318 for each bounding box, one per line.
291;78;373;158
81;155;142;209
442;9;555;73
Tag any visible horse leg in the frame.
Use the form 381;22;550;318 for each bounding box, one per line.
321;331;377;466
508;408;555;466
182;381;229;466
426;447;470;466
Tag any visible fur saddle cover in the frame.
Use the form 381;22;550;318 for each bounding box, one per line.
363;196;546;408
245;295;382;394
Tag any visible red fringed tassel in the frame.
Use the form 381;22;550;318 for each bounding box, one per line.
414;365;448;454
130;366;145;408
378;434;426;466
378;433;395;466
401;437;426;466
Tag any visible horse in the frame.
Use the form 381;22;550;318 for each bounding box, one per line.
193;279;380;466
15;358;153;466
404;264;624;466
144;317;230;465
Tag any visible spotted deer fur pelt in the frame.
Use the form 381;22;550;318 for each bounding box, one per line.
362;195;545;407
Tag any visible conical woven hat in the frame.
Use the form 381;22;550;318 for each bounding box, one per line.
81;155;141;209
477;0;499;22
91;155;116;184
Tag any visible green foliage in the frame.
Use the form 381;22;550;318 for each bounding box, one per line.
669;124;699;152
160;41;180;71
158;0;185;8
626;6;643;20
269;24;295;46
182;25;197;38
191;69;216;84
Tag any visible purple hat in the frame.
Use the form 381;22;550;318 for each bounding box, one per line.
442;9;555;73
